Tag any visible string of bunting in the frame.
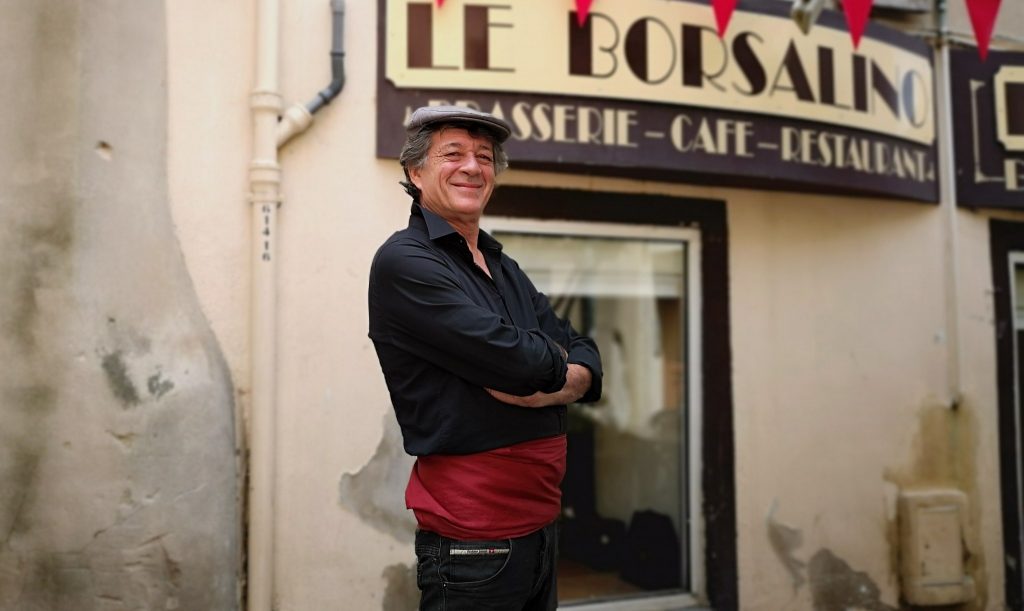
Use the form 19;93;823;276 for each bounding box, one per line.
841;0;873;49
434;0;1002;60
965;0;1002;60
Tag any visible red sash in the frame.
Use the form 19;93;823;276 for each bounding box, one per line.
406;434;567;540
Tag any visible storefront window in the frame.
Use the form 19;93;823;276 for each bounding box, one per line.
491;219;702;608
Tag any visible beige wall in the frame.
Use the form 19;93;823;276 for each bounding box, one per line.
947;0;1024;49
167;0;419;608
161;2;1017;611
0;1;240;609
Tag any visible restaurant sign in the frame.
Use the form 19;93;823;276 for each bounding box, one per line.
377;0;938;202
951;49;1024;209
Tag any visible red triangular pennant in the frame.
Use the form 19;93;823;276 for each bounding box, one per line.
711;0;737;38
575;0;594;27
965;0;1002;60
436;0;444;7
842;0;873;49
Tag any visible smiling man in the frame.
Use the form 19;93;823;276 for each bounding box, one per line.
368;106;602;611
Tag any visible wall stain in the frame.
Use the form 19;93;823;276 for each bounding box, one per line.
2;448;41;546
382;563;418;611
1;385;57;548
25;553;93;609
147;372;174;399
767;499;806;590
101;350;141;407
338;414;416;543
809;548;897;611
884;401;986;610
3;214;73;351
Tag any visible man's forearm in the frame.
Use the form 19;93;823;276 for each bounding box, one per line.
485;363;592;408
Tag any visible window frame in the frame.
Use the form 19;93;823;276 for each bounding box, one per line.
1007;252;1024;591
486;216;706;609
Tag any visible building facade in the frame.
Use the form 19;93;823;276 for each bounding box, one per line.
2;0;1024;609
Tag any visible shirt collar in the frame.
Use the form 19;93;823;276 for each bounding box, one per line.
411;204;503;252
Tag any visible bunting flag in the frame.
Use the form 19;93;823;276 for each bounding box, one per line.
436;0;443;7
842;0;873;49
711;0;737;38
575;0;594;27
965;0;1002;60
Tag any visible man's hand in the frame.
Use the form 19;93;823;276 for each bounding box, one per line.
486;363;592;408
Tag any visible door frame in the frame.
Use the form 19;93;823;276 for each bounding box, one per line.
989;219;1024;610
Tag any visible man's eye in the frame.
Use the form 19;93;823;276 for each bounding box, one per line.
477;155;493;164
442;152;462;160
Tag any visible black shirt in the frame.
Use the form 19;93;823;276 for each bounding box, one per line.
368;204;602;456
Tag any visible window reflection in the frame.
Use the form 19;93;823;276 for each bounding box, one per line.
496;232;689;604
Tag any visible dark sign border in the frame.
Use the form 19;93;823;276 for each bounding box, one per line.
377;0;938;203
951;48;1024;210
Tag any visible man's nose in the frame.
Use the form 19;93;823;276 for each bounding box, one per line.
460;153;481;174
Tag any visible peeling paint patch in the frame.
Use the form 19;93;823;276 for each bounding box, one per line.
808;549;896;611
338;415;416;543
382;563;418;611
101;350;141;407
766;500;805;590
95;141;113;161
107;429;138;451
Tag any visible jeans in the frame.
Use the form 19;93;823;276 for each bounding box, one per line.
414;522;559;611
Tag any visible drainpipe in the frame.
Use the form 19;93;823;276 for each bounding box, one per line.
248;0;282;608
277;0;346;147
248;1;346;609
934;0;962;409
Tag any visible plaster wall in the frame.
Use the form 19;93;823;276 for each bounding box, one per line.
0;1;240;609
728;197;1003;611
161;1;1014;611
947;0;1024;49
166;1;418;608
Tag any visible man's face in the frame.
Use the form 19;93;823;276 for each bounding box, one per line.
409;127;496;225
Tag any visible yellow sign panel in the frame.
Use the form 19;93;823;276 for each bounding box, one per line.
386;0;935;145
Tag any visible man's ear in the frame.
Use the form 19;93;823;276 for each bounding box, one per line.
408;165;423;190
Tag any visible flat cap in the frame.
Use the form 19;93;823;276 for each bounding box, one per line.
405;105;512;143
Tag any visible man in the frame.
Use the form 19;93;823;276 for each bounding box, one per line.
368;106;602;610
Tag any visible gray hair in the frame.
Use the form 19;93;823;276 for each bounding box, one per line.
399;122;510;200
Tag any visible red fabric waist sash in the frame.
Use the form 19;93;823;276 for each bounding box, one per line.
406;434;567;540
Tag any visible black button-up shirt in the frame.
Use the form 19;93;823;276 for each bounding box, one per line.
368;204;602;456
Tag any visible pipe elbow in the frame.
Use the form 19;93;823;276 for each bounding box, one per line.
306;0;346;115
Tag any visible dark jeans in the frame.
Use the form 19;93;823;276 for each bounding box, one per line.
414;522;559;611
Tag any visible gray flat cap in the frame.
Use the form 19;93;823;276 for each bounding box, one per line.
405;105;512;143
